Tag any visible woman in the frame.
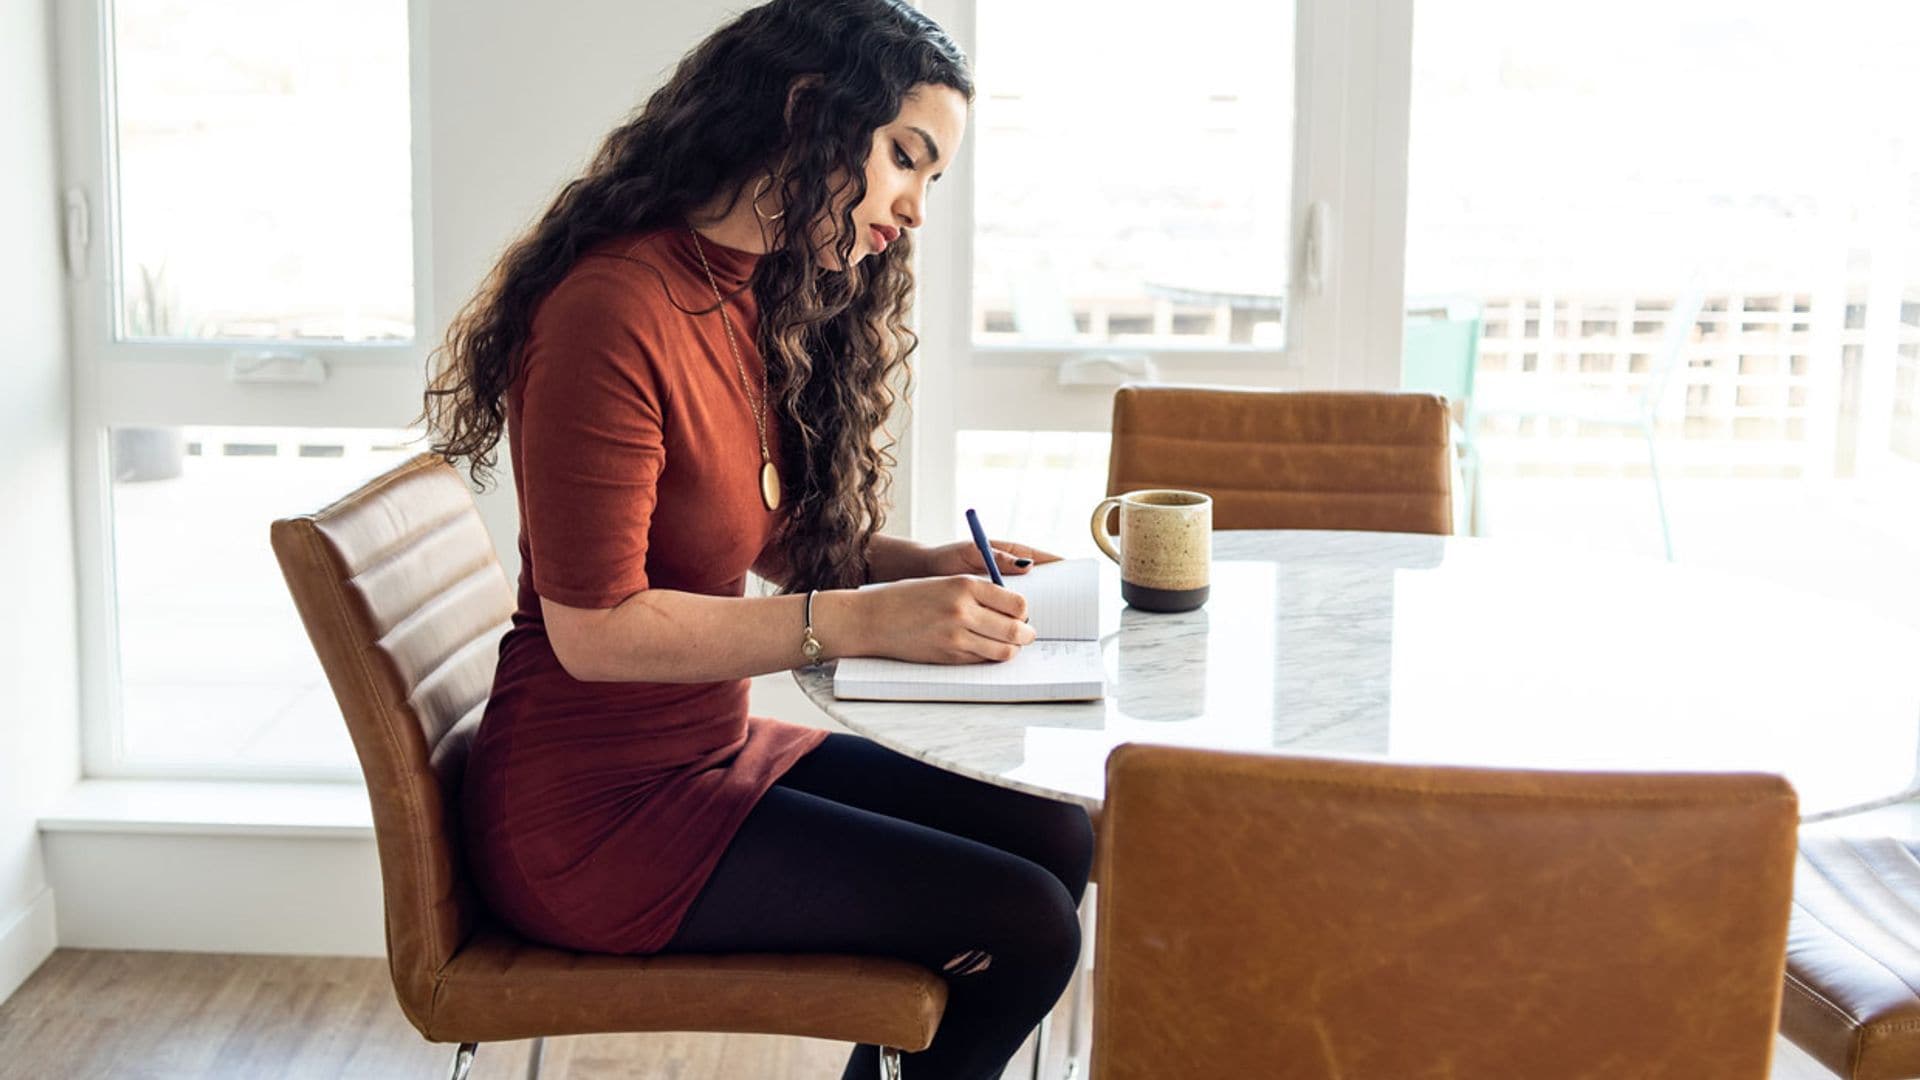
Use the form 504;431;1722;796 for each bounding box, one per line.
422;1;1095;1077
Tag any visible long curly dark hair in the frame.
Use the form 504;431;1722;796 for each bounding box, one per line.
421;0;971;592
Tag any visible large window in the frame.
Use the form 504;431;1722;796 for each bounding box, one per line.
919;0;1919;639
108;426;416;771
970;0;1292;351
59;0;427;778
1402;0;1920;632
915;0;1412;546
112;0;413;344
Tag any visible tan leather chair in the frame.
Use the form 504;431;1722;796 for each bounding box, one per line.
1106;385;1454;534
1090;744;1798;1079
270;454;944;1080
1781;834;1920;1078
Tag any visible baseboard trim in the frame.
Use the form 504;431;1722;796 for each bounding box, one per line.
0;886;59;1006
43;831;384;957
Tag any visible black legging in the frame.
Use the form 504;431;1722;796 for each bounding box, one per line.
661;732;1095;1079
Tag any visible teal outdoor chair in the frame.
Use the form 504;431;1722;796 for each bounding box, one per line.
1402;309;1484;533
1472;291;1705;561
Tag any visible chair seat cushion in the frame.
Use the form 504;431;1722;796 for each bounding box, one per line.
421;925;947;1051
1783;836;1920;1079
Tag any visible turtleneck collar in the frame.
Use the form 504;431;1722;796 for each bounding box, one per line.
666;224;761;293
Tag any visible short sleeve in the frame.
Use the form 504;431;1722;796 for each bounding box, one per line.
514;262;669;609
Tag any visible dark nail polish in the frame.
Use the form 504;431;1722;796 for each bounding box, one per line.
1014;557;1033;568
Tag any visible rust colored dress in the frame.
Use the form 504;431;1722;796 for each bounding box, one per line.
461;226;830;955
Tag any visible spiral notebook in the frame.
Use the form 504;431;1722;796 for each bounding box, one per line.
831;558;1105;703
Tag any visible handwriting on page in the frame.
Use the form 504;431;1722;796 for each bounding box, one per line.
833;557;1106;701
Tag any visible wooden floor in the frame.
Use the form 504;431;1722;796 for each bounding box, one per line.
0;950;861;1078
0;948;1835;1079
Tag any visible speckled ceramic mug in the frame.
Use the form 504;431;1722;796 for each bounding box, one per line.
1089;489;1212;612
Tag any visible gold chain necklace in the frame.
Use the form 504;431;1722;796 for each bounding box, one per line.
688;227;781;511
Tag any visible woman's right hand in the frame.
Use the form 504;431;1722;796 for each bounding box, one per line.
845;574;1036;664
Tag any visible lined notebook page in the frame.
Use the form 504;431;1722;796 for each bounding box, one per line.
830;556;1106;702
833;641;1105;703
1008;558;1099;641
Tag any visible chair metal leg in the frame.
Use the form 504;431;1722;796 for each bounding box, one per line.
1061;886;1095;1080
1028;1014;1052;1080
447;1043;478;1080
525;1035;546;1080
879;1046;904;1080
1464;439;1486;538
1643;426;1674;561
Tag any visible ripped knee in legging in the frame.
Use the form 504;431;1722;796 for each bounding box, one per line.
942;948;993;976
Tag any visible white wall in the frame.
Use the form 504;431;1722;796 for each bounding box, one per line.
426;0;735;575
424;0;831;726
0;0;82;1004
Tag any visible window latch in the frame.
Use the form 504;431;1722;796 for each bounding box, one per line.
228;350;327;384
63;187;90;280
1057;352;1159;387
1302;200;1333;296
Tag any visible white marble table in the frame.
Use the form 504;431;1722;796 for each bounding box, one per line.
799;530;1920;820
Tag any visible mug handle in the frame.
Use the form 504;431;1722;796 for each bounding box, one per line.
1089;496;1124;564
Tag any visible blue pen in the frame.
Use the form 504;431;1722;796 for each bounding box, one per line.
964;507;1005;586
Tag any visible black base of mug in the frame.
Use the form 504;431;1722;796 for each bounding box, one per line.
1122;580;1209;613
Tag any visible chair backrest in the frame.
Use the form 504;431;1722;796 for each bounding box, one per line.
1091;745;1799;1080
1107;385;1454;533
270;454;513;1027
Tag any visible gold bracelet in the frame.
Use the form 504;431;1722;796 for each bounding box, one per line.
800;589;825;664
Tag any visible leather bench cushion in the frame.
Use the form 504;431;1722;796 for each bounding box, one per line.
1784;836;1920;1080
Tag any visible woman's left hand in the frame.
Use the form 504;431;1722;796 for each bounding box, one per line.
921;538;1063;579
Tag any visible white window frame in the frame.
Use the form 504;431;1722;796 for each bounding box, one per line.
901;0;1415;542
54;0;435;780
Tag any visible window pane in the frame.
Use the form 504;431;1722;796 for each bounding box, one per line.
112;0;413;342
972;0;1293;349
110;426;420;772
955;430;1112;559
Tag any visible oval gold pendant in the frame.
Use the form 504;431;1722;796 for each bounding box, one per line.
759;460;782;511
